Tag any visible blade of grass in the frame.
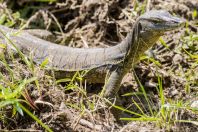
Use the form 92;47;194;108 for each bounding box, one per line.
133;70;154;116
121;117;159;121
18;103;53;132
0;29;31;67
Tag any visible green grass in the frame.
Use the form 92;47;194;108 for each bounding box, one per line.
0;29;52;131
0;1;197;131
118;75;198;130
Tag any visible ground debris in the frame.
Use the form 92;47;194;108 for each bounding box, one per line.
0;0;197;131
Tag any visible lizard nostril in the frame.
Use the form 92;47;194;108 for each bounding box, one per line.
173;18;186;26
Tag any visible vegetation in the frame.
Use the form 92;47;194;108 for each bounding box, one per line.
0;0;197;131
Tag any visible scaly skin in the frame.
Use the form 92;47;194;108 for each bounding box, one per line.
0;10;185;99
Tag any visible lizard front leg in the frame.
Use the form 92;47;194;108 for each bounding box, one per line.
103;66;126;98
103;65;130;120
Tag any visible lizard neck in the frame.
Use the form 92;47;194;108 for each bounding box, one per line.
110;21;161;67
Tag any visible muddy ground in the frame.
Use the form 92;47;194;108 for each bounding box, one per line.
0;0;197;131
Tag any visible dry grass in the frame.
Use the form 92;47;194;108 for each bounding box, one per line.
0;0;197;131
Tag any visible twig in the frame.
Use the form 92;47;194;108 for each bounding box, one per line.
80;35;89;48
146;0;151;12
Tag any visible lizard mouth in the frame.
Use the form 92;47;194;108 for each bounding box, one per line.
151;18;186;32
140;14;186;32
163;18;186;31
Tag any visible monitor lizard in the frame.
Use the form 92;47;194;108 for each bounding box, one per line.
0;10;185;99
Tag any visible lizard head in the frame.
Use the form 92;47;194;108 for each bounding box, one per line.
138;10;185;34
125;10;186;61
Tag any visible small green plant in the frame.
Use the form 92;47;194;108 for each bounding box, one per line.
56;70;88;95
0;76;52;131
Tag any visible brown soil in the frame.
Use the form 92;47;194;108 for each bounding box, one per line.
0;0;197;131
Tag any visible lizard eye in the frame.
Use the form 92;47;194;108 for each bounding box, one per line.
150;18;163;23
